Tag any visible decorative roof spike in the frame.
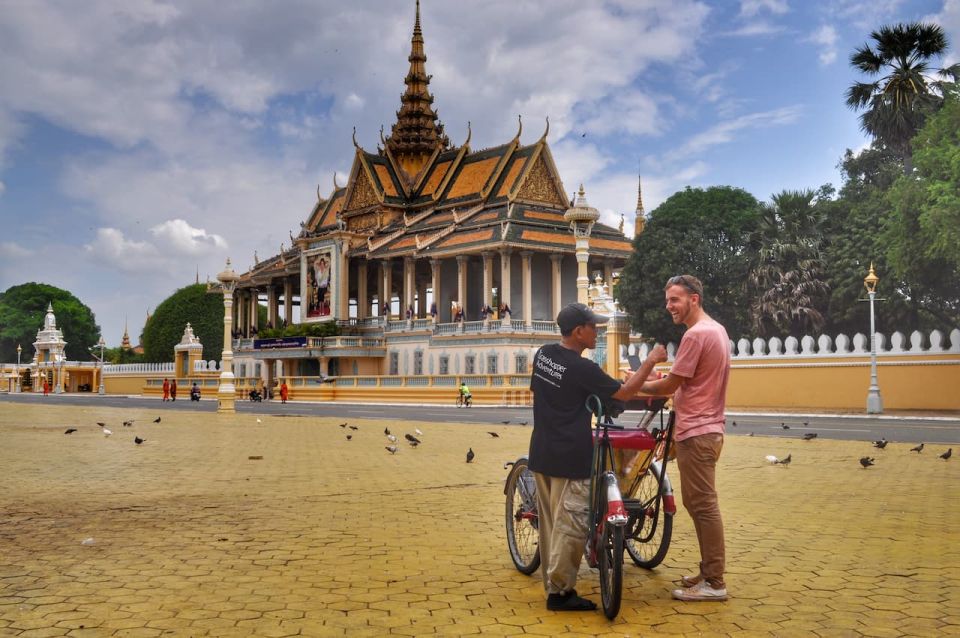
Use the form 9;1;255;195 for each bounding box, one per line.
463;121;472;147
634;173;646;237
513;114;523;142
333;171;340;190
635;173;644;214
352;126;360;149
538;116;550;143
384;0;449;170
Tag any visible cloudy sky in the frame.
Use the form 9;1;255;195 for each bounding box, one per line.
0;0;957;349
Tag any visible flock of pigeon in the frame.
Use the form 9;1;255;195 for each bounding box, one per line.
63;416;161;445
337;419;529;463
752;418;953;468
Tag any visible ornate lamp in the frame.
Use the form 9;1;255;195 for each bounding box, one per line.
213;259;241;413
863;263;883;414
564;185;600;304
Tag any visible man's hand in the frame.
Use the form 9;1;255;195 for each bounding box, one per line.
648;344;667;364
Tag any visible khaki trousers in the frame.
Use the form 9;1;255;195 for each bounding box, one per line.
675;432;726;587
533;473;591;595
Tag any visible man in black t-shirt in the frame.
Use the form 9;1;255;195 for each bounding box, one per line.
529;303;657;612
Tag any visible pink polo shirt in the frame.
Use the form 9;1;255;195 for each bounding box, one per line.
671;317;730;441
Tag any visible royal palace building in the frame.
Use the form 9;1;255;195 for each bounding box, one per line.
230;2;638;396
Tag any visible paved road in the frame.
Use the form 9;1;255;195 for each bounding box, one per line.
2;393;957;444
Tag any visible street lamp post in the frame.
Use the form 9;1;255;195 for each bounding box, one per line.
864;263;883;414
564;185;600;305
15;344;21;393
97;336;106;395
211;258;240;413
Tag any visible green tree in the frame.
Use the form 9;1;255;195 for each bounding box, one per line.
0;283;101;362
141;284;227;363
617;186;761;342
748;190;830;337
846;22;960;173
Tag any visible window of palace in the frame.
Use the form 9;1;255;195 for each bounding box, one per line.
487;354;498;375
439;355;449;375
515;354;528;374
465;355;475;375
390;352;399;375
413;350;423;375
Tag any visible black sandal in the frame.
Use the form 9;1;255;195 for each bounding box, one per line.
547;590;597;611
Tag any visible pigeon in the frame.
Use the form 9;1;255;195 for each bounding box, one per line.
466;448;475;463
404;434;420;444
732;421;737;427
765;454;791;465
387;434;397;443
385;445;398;455
134;436;145;445
256;418;262;424
339;423;348;428
409;440;420;448
102;428;112;437
802;421;809;427
415;428;423;436
346;435;353;441
349;426;358;431
747;432;754;437
64;428;77;435
941;448;952;460
384;427;391;436
123;420;134;427
96;422;106;427
802;432;818;440
519;421;528;426
860;456;875;468
873;438;888;449
487;432;500;438
153;417;161;424
781;423;790;430
910;443;924;453
501;420;510;425
779;454;792;465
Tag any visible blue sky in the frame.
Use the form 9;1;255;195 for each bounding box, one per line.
0;0;957;349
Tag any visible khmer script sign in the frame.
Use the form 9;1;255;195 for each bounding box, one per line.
254;337;308;350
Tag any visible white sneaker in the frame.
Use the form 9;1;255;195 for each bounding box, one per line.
672;580;728;601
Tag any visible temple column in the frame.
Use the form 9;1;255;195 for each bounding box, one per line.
357;261;369;319
521;251;533;328
482;252;494;315
416;278;428;318
338;250;350;319
456;255;469;318
249;290;258;333
430;258;442;322
381;259;393;317
267;285;278;328
401;257;413;318
499;249;512;315
550;254;563;319
603;261;614;288
283;278;293;325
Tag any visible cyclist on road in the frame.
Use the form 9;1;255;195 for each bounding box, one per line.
458;382;472;406
529;303;662;612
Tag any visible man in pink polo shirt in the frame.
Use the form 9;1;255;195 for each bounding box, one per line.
636;274;731;601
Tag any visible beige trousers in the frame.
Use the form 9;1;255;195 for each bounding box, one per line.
533;472;591;595
675;432;726;587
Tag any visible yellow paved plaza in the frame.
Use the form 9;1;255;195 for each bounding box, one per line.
1;402;958;637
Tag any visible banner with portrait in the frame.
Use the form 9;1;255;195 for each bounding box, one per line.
306;251;333;318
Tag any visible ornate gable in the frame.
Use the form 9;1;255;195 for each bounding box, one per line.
515;152;567;208
344;166;379;212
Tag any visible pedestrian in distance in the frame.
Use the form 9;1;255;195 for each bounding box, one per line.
637;275;731;602
162;378;170;402
170;378;177;401
279;381;289;404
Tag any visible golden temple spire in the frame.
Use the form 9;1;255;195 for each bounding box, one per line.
634;173;646;237
385;0;450;179
121;317;131;350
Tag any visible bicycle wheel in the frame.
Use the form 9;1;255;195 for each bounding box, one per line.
456;395;464;407
624;464;673;569
598;522;624;619
505;459;541;575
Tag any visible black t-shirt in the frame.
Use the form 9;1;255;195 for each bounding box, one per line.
528;343;622;479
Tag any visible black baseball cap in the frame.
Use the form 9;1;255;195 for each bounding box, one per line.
556;302;609;332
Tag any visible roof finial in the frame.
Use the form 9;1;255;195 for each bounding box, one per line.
635;172;644;214
414;0;421;36
538;116;550;143
317;183;322;201
513;114;522;143
333;171;340;190
463;121;472;147
634;170;646;237
352;126;360;149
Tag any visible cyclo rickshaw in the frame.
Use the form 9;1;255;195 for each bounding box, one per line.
503;394;677;619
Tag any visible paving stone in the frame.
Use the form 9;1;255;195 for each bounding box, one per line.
0;403;957;637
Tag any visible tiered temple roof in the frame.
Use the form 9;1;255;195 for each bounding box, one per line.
240;1;631;287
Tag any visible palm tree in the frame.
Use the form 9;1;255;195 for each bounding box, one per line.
846;22;960;174
749;191;830;337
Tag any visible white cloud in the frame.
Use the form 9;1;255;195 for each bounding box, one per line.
721;21;786;37
667;106;803;161
808;24;839;65
0;241;31;258
83;228;164;273
740;0;789;17
927;0;960;67
150;219;228;255
0;180;5;196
